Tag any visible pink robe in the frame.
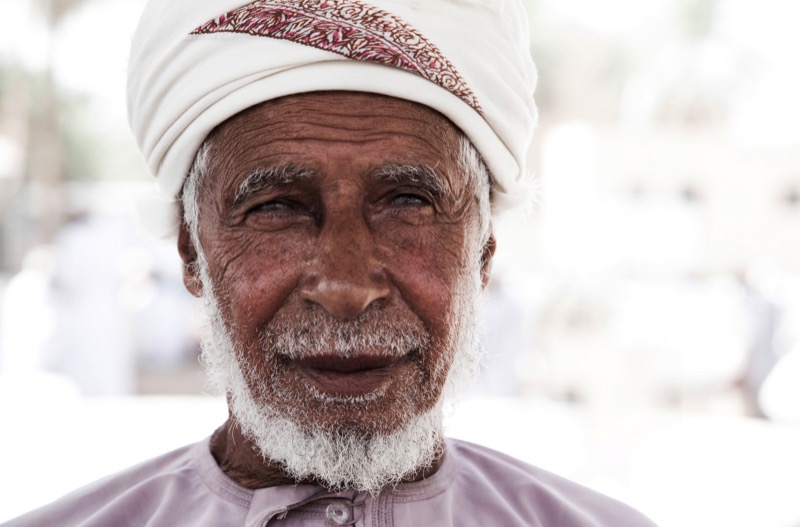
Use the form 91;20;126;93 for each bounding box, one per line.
3;437;656;526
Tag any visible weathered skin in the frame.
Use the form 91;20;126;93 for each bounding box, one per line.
178;92;495;489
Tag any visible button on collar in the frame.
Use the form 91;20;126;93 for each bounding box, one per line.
325;500;353;525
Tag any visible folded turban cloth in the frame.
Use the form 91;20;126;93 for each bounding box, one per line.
127;0;538;237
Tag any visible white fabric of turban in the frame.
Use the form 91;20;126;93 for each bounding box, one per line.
127;0;538;237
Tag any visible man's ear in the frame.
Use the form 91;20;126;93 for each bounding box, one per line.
178;221;203;297
480;234;496;289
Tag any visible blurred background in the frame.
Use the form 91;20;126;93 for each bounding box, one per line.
1;0;799;525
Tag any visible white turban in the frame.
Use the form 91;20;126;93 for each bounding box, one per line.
128;0;538;237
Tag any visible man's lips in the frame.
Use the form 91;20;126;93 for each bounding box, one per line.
291;354;406;396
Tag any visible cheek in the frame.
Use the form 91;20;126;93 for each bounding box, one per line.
378;224;472;336
207;234;308;338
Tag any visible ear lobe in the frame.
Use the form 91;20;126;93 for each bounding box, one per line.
480;234;496;289
178;222;203;297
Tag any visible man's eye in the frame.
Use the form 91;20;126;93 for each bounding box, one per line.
391;193;429;206
255;201;291;212
250;199;306;216
245;199;312;229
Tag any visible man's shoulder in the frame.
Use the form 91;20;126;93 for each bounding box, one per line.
446;439;657;527
2;438;249;527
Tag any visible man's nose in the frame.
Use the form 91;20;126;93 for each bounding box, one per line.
299;213;390;320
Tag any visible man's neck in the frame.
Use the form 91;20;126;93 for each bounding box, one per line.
210;420;308;489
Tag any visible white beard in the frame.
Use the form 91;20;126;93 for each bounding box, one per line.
197;261;483;494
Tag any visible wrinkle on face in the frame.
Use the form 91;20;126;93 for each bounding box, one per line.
186;91;487;437
179;93;493;493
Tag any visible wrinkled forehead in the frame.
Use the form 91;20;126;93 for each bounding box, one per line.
209;91;462;149
201;91;468;196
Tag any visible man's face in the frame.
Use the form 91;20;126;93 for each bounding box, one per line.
181;92;491;440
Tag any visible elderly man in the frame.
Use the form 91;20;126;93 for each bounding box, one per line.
4;1;656;525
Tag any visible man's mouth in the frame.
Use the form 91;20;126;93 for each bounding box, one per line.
291;354;407;396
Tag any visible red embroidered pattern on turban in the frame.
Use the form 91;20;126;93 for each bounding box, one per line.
192;0;481;113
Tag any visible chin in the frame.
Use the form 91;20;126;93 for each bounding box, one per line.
234;376;446;493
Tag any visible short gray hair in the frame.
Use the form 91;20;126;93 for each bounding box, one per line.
181;134;492;250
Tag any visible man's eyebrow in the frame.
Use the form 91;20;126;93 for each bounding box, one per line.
233;164;314;206
373;164;450;197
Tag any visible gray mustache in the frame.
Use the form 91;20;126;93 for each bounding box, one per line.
260;307;431;360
